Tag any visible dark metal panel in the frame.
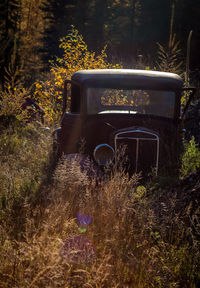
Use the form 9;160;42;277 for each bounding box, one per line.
71;69;184;90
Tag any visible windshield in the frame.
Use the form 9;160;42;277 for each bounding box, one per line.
86;87;175;118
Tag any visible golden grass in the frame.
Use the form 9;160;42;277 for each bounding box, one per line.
0;121;199;287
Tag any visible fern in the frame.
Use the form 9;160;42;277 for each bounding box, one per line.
157;35;183;74
156;3;183;75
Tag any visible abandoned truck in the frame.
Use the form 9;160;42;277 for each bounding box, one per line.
53;69;192;177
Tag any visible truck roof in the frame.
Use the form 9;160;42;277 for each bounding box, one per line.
71;69;183;90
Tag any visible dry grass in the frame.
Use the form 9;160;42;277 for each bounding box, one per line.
0;121;200;288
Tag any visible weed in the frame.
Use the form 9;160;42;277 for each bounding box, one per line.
1;137;199;287
181;137;200;177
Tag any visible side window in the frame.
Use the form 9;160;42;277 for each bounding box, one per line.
70;84;81;113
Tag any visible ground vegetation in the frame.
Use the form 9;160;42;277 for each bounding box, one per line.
0;2;200;287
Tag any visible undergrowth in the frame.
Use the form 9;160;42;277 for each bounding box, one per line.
181;136;200;177
0;118;52;240
0;121;199;287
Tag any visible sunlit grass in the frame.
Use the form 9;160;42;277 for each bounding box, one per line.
0;119;199;287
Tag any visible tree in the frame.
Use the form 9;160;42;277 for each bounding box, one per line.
136;0;171;61
40;0;75;62
0;0;21;88
19;0;45;84
88;0;108;51
174;0;200;71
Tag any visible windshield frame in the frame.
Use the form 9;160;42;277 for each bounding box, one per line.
85;86;178;119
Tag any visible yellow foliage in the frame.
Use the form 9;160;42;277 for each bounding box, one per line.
34;26;121;124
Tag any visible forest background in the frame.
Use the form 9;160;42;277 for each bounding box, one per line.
1;0;200;88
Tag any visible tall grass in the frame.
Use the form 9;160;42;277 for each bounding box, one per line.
0;124;199;287
0;118;52;239
0;74;199;286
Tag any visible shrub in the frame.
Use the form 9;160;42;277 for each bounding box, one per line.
0;46;28;120
34;26;121;124
0;85;27;118
181;136;200;177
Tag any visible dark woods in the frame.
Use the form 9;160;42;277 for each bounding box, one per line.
0;0;200;87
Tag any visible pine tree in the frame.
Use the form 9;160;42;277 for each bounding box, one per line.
0;0;21;87
19;0;45;84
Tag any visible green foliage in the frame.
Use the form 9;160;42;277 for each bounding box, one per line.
181;137;200;177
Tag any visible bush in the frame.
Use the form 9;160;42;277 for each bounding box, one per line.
34;26;121;124
181;137;200;177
